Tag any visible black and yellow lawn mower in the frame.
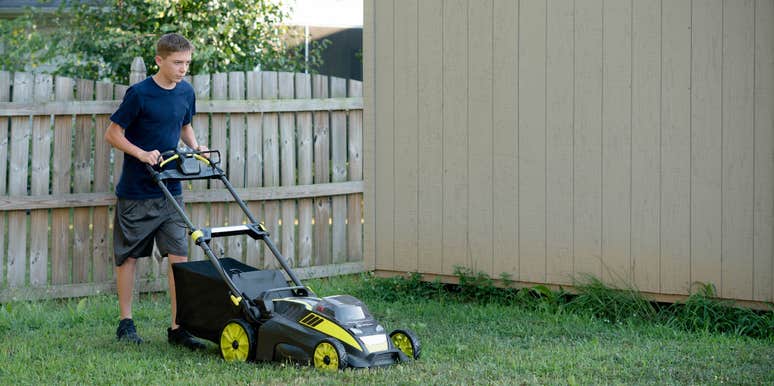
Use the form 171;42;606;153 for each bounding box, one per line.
146;148;420;369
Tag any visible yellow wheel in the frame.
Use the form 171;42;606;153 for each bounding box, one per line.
220;319;255;362
313;339;348;370
390;329;421;360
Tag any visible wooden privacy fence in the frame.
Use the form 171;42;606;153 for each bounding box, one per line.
0;64;365;302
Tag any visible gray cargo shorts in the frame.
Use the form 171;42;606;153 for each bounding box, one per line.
113;195;188;266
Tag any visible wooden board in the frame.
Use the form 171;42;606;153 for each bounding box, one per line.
29;74;53;286
7;72;33;287
278;72;297;267
52;76;74;285
91;81;113;282
296;73;314;267
312;74;331;266
245;71;264;268
73;78;94;283
228;71;246;262
347;80;364;263
0;71;10;286
330;76;349;264
262;71;281;269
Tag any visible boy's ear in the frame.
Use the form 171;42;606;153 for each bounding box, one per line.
154;55;163;66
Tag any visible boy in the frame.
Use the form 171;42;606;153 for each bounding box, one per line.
105;33;208;349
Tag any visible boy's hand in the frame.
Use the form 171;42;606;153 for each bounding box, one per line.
137;149;161;165
195;145;210;158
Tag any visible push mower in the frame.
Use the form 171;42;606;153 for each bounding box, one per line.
146;148;420;369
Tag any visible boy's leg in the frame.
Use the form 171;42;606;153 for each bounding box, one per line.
116;257;137;319
167;253;187;329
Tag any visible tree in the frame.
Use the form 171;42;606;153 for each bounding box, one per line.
0;0;328;84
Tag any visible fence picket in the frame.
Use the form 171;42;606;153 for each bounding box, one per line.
189;74;211;261
262;71;280;269
92;81;113;282
30;74;53;286
0;71;10;287
208;73;229;259
51;77;74;284
296;73;313;267
8;72;33;287
347;80;364;262
313;74;331;266
73;79;94;283
279;72;297;267
331;77;348;263
245;71;264;268
228;71;246;261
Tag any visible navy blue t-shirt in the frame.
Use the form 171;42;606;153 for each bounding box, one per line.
110;77;196;199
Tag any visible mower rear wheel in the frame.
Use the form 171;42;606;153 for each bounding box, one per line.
390;329;421;360
313;339;348;370
220;319;255;362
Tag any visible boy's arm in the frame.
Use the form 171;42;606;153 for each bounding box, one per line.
104;121;161;164
180;123;208;152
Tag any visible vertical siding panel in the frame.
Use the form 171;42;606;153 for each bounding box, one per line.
347;80;364;262
295;73;313;267
519;0;547;282
631;0;661;293
8;72;33;287
691;0;723;290
721;0;755;299
754;0;774;302
492;0;519;280
330;76;348;264
92;81;112;282
189;74;211;262
262;72;281;269
602;0;632;284
30;74;52;286
52;77;74;285
469;0;494;276
660;0;691;295
546;0;573;285
0;72;8;287
443;0;469;275
393;0;419;272
73;79;94;283
228;71;246;262
279;72;297;266
364;0;376;270
417;0;444;274
312;74;331;266
245;71;263;267
573;0;603;279
374;0;395;271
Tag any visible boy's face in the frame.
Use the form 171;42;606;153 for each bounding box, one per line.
155;50;192;84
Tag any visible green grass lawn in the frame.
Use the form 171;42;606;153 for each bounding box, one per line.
1;275;772;385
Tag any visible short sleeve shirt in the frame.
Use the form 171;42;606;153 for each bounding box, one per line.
111;77;196;199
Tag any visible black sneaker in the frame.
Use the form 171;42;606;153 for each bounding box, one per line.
168;327;206;350
116;318;144;344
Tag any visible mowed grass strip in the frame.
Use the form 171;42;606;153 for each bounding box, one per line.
1;275;772;385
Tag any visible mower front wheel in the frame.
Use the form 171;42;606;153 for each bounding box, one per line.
220;319;256;362
390;329;421;360
313;338;348;370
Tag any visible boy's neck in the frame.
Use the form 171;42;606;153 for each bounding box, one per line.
151;73;177;90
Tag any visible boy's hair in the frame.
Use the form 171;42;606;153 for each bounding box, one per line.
156;33;194;58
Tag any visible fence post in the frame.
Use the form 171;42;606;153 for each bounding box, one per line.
130;57;146;85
